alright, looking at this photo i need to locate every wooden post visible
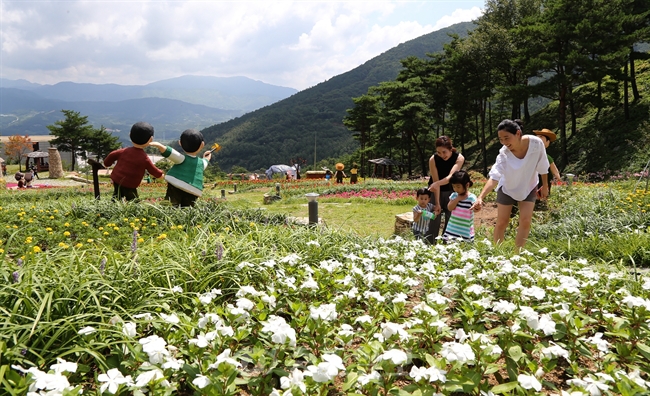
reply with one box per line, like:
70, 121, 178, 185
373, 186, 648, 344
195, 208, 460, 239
87, 159, 106, 199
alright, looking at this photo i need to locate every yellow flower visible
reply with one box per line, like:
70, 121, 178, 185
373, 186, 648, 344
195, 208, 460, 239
13, 225, 18, 229
46, 227, 52, 232
250, 222, 255, 227
64, 222, 70, 227
87, 239, 94, 243
137, 238, 144, 243
49, 216, 55, 220
58, 242, 68, 248
98, 227, 104, 231
0, 248, 4, 254
75, 243, 83, 248
113, 227, 120, 231
63, 231, 71, 237
103, 231, 109, 236
170, 225, 177, 230
177, 225, 184, 230
28, 219, 33, 224
33, 246, 41, 253
157, 234, 167, 240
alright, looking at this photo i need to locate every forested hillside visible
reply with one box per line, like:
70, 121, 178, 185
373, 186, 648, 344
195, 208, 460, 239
202, 22, 475, 172
341, 0, 650, 178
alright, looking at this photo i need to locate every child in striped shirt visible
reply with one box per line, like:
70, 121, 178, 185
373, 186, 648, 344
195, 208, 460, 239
443, 170, 476, 243
412, 188, 435, 240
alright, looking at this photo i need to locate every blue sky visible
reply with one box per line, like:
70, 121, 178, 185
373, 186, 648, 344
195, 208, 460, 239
0, 0, 484, 90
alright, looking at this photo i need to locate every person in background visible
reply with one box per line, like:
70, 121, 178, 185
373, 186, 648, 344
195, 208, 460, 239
442, 170, 477, 243
533, 128, 562, 194
471, 119, 550, 251
31, 163, 39, 179
104, 122, 164, 201
412, 188, 435, 240
427, 136, 465, 243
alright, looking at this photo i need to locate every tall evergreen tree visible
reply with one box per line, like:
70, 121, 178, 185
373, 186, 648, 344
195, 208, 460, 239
47, 110, 94, 171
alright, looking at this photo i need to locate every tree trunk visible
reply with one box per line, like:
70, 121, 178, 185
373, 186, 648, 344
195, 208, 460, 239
630, 49, 641, 101
624, 60, 629, 120
559, 81, 568, 168
481, 98, 488, 176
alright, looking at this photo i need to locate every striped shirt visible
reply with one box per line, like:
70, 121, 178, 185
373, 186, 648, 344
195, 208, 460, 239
412, 203, 435, 234
443, 192, 476, 242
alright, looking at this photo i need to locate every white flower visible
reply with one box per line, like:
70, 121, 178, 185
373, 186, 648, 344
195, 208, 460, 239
236, 297, 255, 311
171, 285, 183, 293
306, 240, 320, 247
261, 315, 297, 347
518, 373, 542, 391
392, 292, 408, 303
133, 312, 153, 320
159, 313, 180, 324
98, 368, 131, 394
492, 300, 517, 314
50, 358, 77, 375
133, 368, 167, 388
338, 324, 355, 337
78, 326, 96, 335
541, 343, 570, 360
305, 354, 345, 383
355, 315, 372, 324
466, 284, 486, 295
192, 374, 211, 389
189, 332, 217, 348
377, 349, 408, 365
409, 366, 430, 382
440, 342, 475, 364
162, 356, 184, 370
301, 277, 319, 290
208, 348, 242, 368
380, 322, 410, 341
586, 333, 610, 353
310, 303, 338, 321
280, 368, 306, 393
139, 335, 169, 364
122, 322, 137, 337
536, 314, 557, 335
357, 370, 381, 385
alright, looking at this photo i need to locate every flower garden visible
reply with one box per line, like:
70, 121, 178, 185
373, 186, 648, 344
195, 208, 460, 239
1, 178, 650, 395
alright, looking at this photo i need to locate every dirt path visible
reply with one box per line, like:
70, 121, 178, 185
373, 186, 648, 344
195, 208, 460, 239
474, 201, 498, 229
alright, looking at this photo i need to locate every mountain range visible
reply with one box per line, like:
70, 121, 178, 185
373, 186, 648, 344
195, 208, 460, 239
0, 76, 298, 142
202, 21, 475, 172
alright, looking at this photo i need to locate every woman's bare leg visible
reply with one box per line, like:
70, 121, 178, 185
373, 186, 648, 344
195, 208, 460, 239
494, 203, 513, 244
515, 201, 535, 249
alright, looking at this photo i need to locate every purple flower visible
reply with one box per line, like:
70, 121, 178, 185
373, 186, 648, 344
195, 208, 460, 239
215, 244, 224, 260
100, 258, 107, 275
16, 258, 23, 267
131, 230, 138, 254
12, 271, 19, 283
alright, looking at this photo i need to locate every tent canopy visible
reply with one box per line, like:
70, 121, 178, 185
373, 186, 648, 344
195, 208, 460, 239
23, 151, 49, 158
265, 164, 296, 180
368, 157, 402, 166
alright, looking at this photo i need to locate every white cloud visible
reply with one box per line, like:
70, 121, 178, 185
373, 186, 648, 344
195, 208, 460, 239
0, 1, 484, 90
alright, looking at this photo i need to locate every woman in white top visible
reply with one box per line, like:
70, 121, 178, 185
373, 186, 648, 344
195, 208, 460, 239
471, 119, 550, 250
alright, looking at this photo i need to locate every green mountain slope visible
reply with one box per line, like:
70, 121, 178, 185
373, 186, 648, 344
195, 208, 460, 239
204, 22, 475, 172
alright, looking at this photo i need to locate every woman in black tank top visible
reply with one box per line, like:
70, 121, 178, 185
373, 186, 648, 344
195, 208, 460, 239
427, 136, 465, 243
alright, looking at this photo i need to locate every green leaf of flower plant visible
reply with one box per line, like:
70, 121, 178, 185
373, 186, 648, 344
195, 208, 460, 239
342, 372, 359, 391
491, 381, 519, 394
508, 345, 523, 362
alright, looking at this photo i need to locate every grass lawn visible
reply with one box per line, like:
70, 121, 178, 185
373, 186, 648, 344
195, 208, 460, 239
205, 187, 415, 239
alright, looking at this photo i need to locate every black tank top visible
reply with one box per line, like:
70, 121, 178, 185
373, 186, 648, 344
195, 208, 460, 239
428, 152, 459, 192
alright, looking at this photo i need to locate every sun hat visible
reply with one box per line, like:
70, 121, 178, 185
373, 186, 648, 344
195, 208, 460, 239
335, 163, 345, 170
533, 128, 556, 142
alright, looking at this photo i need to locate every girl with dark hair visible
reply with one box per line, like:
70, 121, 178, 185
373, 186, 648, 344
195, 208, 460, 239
471, 119, 550, 251
442, 170, 476, 243
426, 136, 465, 243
